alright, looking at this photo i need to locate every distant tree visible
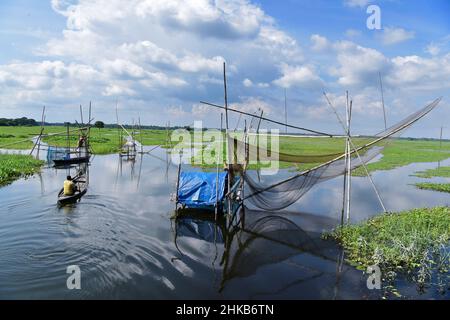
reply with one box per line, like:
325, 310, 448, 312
94, 121, 105, 130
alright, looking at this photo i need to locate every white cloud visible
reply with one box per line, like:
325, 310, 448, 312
230, 97, 273, 116
381, 27, 415, 45
273, 64, 323, 88
243, 78, 253, 87
344, 0, 371, 8
310, 34, 329, 52
330, 41, 389, 86
426, 43, 441, 56
345, 29, 361, 38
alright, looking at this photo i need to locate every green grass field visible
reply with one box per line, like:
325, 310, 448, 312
0, 126, 171, 154
0, 154, 43, 187
2, 126, 450, 174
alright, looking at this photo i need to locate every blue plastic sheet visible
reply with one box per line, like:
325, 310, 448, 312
177, 172, 227, 209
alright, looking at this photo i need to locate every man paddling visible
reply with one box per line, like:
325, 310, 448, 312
63, 175, 77, 196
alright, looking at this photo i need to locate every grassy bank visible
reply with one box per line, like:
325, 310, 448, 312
415, 183, 450, 193
324, 207, 450, 295
0, 154, 44, 186
352, 139, 450, 176
0, 126, 171, 155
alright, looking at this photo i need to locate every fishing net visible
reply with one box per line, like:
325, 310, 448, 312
234, 98, 441, 211
46, 146, 70, 162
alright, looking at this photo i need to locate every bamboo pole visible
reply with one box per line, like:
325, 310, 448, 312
438, 126, 443, 168
139, 117, 143, 153
345, 98, 352, 223
379, 72, 387, 130
37, 106, 45, 159
215, 113, 223, 221
324, 92, 387, 214
200, 101, 334, 137
223, 62, 232, 222
284, 89, 288, 134
175, 151, 182, 212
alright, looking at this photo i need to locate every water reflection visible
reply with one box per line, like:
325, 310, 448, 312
0, 147, 448, 299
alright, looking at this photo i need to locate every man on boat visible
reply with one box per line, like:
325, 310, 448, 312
64, 175, 77, 196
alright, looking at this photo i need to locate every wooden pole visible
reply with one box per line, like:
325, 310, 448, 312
37, 106, 45, 158
324, 92, 387, 215
256, 109, 264, 182
200, 101, 333, 136
341, 93, 349, 225
223, 62, 232, 222
139, 117, 143, 153
67, 123, 70, 150
439, 126, 443, 168
223, 62, 229, 131
284, 88, 288, 134
346, 99, 352, 223
79, 104, 84, 126
175, 151, 182, 212
215, 113, 223, 221
379, 72, 387, 130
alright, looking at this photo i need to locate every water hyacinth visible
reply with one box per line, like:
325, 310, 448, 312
0, 154, 43, 186
324, 207, 450, 294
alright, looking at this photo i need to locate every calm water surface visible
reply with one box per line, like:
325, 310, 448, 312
0, 148, 448, 299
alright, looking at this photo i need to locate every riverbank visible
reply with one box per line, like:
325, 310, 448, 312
324, 206, 450, 296
0, 154, 44, 187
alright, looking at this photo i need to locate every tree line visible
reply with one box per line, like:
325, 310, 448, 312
0, 117, 38, 126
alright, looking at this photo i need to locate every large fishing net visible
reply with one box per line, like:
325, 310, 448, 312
229, 98, 441, 211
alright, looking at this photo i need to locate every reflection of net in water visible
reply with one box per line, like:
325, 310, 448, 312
224, 215, 317, 280
238, 98, 441, 211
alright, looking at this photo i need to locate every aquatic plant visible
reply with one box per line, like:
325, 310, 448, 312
415, 183, 450, 193
414, 166, 450, 178
0, 154, 43, 187
324, 207, 450, 296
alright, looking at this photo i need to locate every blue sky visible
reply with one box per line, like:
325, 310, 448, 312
0, 0, 449, 137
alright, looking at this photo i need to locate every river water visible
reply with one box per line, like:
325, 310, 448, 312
0, 147, 448, 299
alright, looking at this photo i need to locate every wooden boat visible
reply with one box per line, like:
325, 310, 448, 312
57, 177, 87, 206
53, 155, 90, 166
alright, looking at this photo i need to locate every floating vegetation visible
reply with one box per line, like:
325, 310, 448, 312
414, 166, 450, 178
0, 154, 44, 187
324, 207, 450, 297
415, 183, 450, 194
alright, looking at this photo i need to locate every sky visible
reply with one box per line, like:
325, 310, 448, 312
0, 0, 449, 137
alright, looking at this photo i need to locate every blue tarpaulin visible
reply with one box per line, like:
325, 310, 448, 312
177, 172, 227, 209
